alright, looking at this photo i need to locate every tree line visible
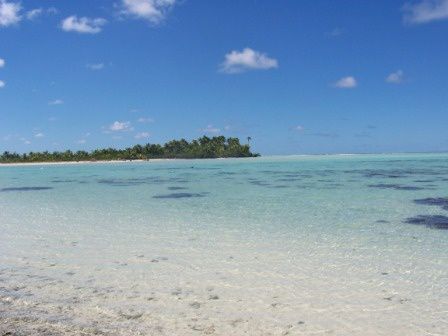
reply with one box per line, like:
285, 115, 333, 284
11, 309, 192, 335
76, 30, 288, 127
0, 136, 259, 163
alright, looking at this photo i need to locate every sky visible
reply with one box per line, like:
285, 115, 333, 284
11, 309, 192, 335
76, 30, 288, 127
1, 0, 448, 155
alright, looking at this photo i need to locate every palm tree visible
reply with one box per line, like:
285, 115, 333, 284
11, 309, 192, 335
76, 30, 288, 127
0, 136, 259, 163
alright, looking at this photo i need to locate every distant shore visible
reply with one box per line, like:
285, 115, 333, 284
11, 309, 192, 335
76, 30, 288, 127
0, 157, 249, 167
0, 159, 168, 167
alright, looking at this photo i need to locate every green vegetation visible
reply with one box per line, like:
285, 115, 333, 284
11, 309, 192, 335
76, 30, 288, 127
0, 136, 259, 163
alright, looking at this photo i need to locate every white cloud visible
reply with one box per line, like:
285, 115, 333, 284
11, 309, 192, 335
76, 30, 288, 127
0, 58, 5, 67
0, 80, 5, 88
34, 132, 44, 138
120, 0, 176, 24
202, 125, 220, 134
109, 121, 133, 132
26, 8, 42, 20
61, 16, 107, 34
403, 0, 448, 24
135, 131, 150, 139
86, 63, 104, 70
27, 7, 57, 20
220, 48, 278, 74
48, 99, 63, 105
334, 76, 357, 89
386, 70, 404, 84
0, 0, 22, 27
137, 117, 154, 123
294, 125, 305, 132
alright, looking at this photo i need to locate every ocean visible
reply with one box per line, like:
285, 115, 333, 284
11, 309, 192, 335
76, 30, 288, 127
1, 154, 447, 335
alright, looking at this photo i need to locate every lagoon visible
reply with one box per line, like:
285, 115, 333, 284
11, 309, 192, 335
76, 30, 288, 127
1, 154, 448, 335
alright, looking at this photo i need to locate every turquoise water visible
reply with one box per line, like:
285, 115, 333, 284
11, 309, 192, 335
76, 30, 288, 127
1, 154, 448, 335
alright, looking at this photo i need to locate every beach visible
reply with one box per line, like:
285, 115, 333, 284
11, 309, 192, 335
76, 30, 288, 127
0, 157, 256, 167
0, 159, 155, 167
1, 154, 448, 335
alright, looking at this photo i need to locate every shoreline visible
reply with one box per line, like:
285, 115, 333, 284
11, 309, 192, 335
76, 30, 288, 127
0, 159, 152, 167
0, 157, 256, 167
1, 152, 448, 167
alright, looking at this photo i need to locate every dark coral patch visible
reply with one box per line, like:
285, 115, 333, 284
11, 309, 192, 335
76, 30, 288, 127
153, 192, 207, 199
404, 215, 448, 230
97, 178, 146, 186
97, 176, 190, 186
217, 172, 237, 176
368, 184, 424, 191
276, 176, 306, 182
0, 187, 53, 192
248, 179, 271, 186
414, 197, 448, 210
168, 186, 188, 190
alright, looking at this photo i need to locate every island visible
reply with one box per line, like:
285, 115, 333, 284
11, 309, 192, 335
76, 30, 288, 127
0, 136, 260, 163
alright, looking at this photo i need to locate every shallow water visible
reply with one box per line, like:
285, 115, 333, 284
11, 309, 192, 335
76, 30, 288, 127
1, 154, 448, 335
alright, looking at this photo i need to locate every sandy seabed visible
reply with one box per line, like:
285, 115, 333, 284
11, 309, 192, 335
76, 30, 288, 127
1, 154, 448, 335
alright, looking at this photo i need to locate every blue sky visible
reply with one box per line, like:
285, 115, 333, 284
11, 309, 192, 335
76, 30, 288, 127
1, 0, 448, 155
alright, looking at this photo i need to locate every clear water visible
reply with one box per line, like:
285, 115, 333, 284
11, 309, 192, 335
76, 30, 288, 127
1, 154, 447, 335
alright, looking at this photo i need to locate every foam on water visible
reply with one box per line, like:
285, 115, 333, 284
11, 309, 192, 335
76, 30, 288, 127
1, 154, 448, 335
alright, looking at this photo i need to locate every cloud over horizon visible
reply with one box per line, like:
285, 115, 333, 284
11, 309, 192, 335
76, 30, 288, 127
1, 57, 6, 90
86, 63, 105, 70
26, 8, 42, 20
220, 48, 278, 74
202, 125, 221, 134
403, 0, 448, 24
135, 132, 150, 139
61, 16, 107, 34
386, 70, 404, 84
48, 99, 64, 106
333, 76, 357, 89
120, 0, 176, 24
0, 0, 21, 27
108, 121, 134, 132
137, 117, 154, 123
